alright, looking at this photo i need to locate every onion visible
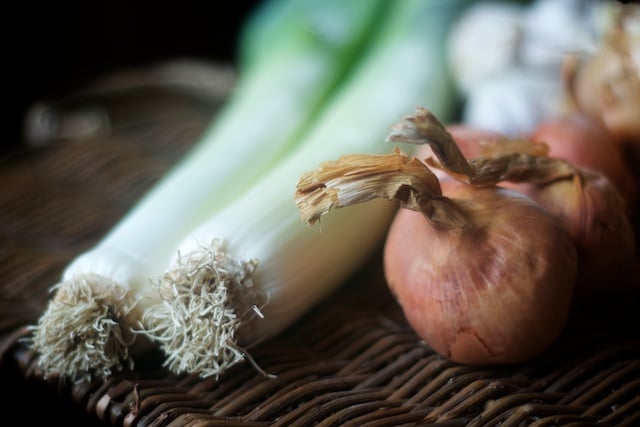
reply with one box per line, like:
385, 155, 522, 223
518, 169, 636, 296
296, 128, 578, 366
529, 113, 638, 216
447, 118, 637, 213
405, 110, 637, 297
383, 179, 577, 365
470, 136, 637, 297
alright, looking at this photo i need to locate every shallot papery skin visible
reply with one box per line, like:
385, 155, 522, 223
530, 114, 638, 217
383, 181, 578, 365
444, 124, 637, 296
525, 171, 636, 296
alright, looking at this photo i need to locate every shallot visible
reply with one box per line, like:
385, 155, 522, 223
407, 108, 636, 296
296, 132, 578, 365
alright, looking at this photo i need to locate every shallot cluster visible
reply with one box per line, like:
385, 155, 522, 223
296, 103, 639, 366
432, 116, 637, 297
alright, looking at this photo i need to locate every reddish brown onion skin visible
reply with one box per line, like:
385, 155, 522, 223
530, 114, 638, 215
449, 123, 637, 296
506, 172, 637, 296
448, 120, 638, 209
446, 125, 505, 157
383, 182, 577, 365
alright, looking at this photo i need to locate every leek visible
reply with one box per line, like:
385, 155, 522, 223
140, 0, 472, 378
26, 0, 388, 381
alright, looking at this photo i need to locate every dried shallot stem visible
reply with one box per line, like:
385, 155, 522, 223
295, 148, 468, 231
386, 107, 476, 182
388, 106, 577, 186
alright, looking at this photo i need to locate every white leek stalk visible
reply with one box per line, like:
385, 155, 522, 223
26, 0, 387, 381
140, 0, 471, 378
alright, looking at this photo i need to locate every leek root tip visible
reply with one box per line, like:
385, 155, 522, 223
141, 239, 262, 378
26, 274, 136, 382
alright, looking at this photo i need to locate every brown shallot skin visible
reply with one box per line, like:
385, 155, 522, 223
529, 116, 640, 291
492, 152, 637, 295
447, 123, 637, 296
383, 181, 578, 366
529, 114, 638, 217
447, 125, 505, 157
448, 119, 638, 211
434, 125, 509, 181
518, 171, 636, 296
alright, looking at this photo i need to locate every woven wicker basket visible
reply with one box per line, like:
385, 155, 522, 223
1, 63, 639, 427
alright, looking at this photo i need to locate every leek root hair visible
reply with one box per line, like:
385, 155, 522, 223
27, 274, 139, 380
142, 239, 263, 377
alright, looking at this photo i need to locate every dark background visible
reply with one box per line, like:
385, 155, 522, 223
4, 1, 262, 153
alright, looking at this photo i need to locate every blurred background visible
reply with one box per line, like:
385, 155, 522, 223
5, 1, 262, 153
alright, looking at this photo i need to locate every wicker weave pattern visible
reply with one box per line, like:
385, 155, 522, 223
1, 72, 639, 426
